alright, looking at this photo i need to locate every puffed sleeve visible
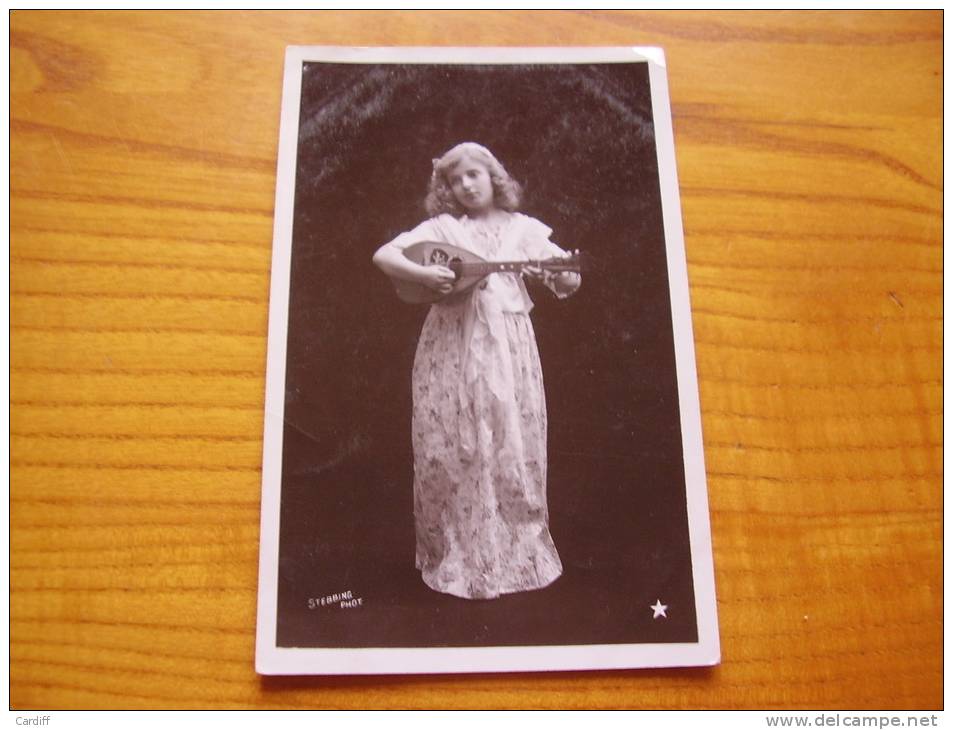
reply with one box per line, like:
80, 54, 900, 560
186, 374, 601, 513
517, 215, 565, 259
386, 218, 440, 251
517, 214, 580, 299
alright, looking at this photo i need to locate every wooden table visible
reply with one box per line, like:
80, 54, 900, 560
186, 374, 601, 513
11, 10, 942, 710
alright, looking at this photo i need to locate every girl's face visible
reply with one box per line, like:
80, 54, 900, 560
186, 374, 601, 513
447, 155, 495, 214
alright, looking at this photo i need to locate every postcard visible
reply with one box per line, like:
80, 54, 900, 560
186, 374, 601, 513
256, 45, 719, 675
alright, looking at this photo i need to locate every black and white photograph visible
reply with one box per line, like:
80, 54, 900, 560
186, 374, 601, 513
256, 46, 719, 675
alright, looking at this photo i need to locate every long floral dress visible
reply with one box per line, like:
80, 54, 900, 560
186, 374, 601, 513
388, 211, 570, 599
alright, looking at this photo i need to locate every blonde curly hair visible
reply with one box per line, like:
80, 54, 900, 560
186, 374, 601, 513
424, 142, 523, 217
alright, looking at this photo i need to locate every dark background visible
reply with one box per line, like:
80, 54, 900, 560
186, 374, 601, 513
276, 62, 697, 648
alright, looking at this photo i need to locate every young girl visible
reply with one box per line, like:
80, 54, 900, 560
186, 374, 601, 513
372, 142, 581, 600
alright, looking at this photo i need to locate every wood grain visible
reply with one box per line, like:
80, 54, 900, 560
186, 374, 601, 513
10, 10, 941, 709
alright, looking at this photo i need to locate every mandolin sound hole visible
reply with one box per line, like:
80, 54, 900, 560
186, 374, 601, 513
428, 248, 450, 266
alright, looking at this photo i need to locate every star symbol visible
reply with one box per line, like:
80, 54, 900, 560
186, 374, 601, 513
651, 599, 668, 619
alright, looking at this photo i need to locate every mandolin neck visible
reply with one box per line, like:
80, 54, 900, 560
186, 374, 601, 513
451, 259, 578, 276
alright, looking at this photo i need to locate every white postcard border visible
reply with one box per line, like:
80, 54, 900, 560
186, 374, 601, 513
256, 45, 719, 675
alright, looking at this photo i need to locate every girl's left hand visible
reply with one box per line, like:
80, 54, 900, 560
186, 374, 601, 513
521, 264, 550, 284
522, 264, 581, 296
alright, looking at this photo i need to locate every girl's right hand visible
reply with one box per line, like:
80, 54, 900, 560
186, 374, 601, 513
418, 265, 457, 295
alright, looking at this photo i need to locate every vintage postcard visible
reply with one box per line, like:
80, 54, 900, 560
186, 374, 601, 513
256, 46, 719, 675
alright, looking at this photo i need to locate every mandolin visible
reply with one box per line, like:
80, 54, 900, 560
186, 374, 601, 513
391, 241, 586, 304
